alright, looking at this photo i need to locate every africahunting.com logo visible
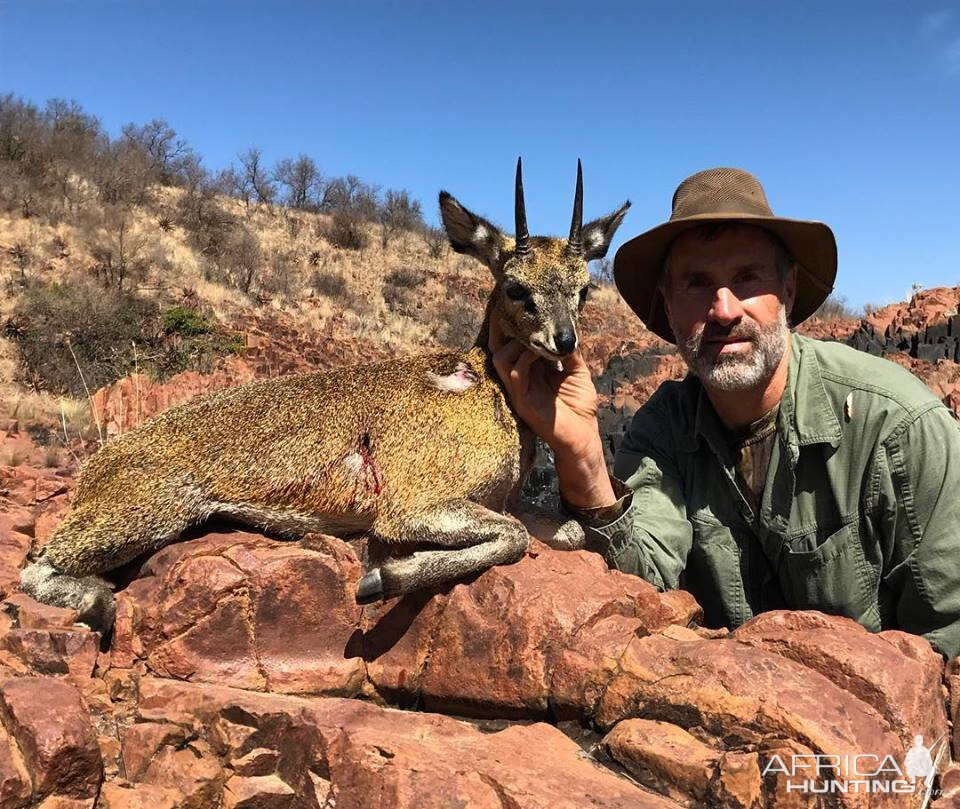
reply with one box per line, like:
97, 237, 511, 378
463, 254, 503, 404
763, 733, 948, 796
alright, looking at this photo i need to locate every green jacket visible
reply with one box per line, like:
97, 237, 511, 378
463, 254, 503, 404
585, 333, 960, 658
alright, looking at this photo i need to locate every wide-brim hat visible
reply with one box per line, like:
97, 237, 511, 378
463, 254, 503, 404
613, 167, 837, 343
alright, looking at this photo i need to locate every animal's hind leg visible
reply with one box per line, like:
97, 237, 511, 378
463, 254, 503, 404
20, 557, 117, 633
20, 479, 204, 633
356, 500, 529, 603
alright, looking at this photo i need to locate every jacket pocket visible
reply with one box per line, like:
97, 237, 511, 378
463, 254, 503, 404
778, 521, 875, 619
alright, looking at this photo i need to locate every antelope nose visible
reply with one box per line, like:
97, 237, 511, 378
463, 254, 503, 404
554, 328, 577, 355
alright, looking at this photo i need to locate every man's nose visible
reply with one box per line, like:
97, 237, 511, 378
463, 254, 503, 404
708, 287, 744, 326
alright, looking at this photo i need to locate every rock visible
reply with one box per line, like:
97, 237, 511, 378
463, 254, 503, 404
98, 782, 182, 809
120, 721, 189, 781
0, 724, 32, 808
732, 610, 948, 744
135, 677, 680, 808
940, 762, 960, 796
603, 718, 718, 804
33, 798, 95, 809
3, 593, 77, 629
0, 676, 102, 800
367, 538, 699, 719
229, 747, 279, 776
139, 741, 224, 809
222, 774, 295, 809
596, 631, 916, 807
114, 531, 366, 696
0, 626, 98, 681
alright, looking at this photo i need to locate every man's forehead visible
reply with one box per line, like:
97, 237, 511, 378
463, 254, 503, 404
667, 225, 780, 275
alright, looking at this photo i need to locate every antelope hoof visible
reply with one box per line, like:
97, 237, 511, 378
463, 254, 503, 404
356, 568, 384, 604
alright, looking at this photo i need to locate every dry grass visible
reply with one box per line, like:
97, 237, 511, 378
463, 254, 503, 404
0, 184, 497, 404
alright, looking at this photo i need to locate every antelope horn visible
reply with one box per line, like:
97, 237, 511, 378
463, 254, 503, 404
566, 159, 584, 257
515, 156, 530, 257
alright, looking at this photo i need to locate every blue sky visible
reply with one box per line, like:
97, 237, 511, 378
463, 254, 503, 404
1, 1, 958, 308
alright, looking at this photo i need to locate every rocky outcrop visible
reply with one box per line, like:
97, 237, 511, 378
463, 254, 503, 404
0, 450, 955, 807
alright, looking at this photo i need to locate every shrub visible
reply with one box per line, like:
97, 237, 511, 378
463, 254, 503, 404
311, 270, 348, 299
384, 267, 423, 289
5, 280, 159, 396
321, 210, 368, 251
162, 306, 214, 337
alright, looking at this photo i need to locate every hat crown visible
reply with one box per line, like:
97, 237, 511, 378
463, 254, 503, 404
670, 167, 773, 220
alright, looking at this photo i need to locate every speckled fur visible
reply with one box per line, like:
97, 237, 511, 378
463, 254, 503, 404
22, 172, 629, 628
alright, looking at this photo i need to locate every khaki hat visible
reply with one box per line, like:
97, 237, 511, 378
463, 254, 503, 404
613, 167, 837, 343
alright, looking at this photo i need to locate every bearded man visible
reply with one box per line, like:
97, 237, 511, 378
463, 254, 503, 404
492, 167, 960, 659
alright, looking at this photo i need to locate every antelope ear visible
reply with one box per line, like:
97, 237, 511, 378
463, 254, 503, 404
439, 191, 508, 272
581, 201, 631, 261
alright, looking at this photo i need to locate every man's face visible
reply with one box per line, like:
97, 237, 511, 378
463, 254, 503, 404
662, 225, 796, 392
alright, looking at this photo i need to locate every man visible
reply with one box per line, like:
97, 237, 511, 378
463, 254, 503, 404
491, 167, 960, 658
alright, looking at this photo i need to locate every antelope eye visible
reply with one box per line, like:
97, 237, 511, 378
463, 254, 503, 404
504, 281, 530, 301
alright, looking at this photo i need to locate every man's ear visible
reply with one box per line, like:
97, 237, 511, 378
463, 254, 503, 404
581, 201, 631, 261
439, 191, 508, 272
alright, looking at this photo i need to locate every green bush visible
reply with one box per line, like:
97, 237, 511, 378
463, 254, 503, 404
162, 306, 214, 337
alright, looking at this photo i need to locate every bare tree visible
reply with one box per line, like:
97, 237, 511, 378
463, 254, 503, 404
237, 147, 276, 206
88, 206, 150, 292
319, 174, 379, 219
121, 119, 193, 185
379, 188, 423, 248
274, 154, 322, 210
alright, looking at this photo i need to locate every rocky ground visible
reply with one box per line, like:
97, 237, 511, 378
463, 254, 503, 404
1, 288, 960, 807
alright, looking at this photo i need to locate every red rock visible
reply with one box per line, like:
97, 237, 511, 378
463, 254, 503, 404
115, 531, 365, 695
733, 610, 948, 745
135, 677, 680, 808
3, 593, 77, 629
597, 633, 912, 807
0, 510, 35, 538
939, 762, 960, 795
0, 516, 32, 599
371, 539, 699, 719
120, 721, 188, 781
0, 724, 31, 808
33, 797, 95, 809
222, 774, 295, 809
229, 747, 279, 776
98, 782, 182, 809
0, 627, 98, 681
34, 498, 71, 546
714, 752, 762, 809
140, 741, 224, 809
603, 718, 718, 804
0, 676, 102, 800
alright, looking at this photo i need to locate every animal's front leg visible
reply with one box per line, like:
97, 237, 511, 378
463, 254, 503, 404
357, 501, 529, 603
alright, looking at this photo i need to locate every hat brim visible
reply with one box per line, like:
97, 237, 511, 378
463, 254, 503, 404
613, 213, 837, 343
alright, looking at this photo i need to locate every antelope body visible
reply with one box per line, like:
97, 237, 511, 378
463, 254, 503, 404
21, 160, 629, 632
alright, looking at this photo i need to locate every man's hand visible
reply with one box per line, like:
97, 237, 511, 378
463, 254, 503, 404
488, 317, 617, 509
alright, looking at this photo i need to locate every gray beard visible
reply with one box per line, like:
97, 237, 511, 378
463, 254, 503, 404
677, 305, 789, 392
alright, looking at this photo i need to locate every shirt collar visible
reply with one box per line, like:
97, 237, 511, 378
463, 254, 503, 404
786, 334, 843, 448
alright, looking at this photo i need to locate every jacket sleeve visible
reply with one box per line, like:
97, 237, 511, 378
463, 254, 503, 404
570, 403, 693, 591
878, 404, 960, 659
